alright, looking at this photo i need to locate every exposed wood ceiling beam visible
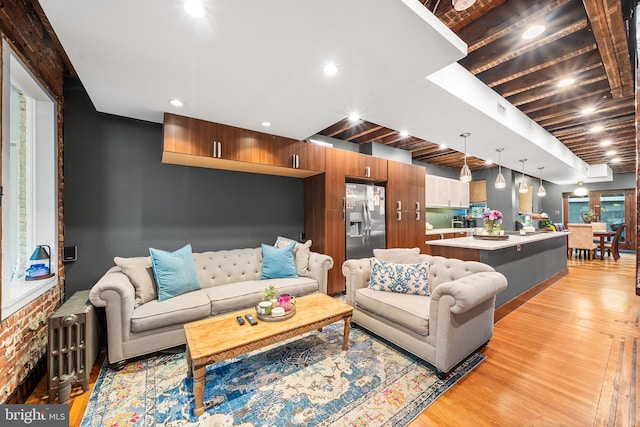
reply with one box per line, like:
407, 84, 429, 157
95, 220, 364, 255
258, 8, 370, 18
581, 0, 634, 97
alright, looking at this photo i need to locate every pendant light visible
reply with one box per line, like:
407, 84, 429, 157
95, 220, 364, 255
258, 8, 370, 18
574, 180, 588, 196
495, 148, 505, 188
459, 132, 472, 182
537, 167, 546, 197
518, 159, 528, 193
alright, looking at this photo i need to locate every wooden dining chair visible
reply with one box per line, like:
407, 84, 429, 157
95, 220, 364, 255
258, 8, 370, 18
602, 224, 625, 261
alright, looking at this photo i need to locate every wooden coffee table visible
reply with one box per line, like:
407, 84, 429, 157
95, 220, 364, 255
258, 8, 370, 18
183, 292, 353, 416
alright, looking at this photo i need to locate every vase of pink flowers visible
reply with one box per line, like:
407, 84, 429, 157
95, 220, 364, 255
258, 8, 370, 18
482, 209, 503, 235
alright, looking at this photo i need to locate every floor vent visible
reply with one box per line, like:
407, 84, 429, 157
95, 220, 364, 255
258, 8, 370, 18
47, 290, 98, 403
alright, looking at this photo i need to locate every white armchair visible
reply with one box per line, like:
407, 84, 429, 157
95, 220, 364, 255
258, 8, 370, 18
342, 249, 508, 375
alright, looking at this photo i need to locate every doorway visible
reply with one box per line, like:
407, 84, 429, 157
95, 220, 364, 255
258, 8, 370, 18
563, 189, 635, 251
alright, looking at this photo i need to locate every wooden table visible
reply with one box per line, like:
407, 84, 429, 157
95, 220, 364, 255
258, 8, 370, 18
593, 230, 615, 260
183, 293, 353, 416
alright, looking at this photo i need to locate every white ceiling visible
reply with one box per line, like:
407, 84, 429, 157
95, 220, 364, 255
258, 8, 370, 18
40, 0, 606, 185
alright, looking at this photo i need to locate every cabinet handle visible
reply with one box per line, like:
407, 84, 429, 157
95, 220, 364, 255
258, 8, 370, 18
397, 211, 402, 221
217, 142, 222, 158
212, 141, 217, 157
365, 166, 371, 178
295, 154, 300, 168
292, 154, 296, 168
396, 201, 402, 211
416, 202, 420, 211
416, 211, 420, 221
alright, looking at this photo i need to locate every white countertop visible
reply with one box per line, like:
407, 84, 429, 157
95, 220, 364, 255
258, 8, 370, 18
425, 231, 569, 250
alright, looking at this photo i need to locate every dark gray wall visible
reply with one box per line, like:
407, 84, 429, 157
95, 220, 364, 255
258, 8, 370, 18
63, 77, 304, 296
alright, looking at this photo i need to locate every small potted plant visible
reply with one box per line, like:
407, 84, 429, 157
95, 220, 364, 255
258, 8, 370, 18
581, 210, 596, 223
263, 284, 276, 301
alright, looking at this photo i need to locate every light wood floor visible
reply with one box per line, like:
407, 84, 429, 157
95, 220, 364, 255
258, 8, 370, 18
414, 252, 639, 426
28, 253, 639, 426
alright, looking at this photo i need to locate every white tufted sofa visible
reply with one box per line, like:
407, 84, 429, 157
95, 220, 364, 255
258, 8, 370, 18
90, 247, 333, 366
342, 250, 507, 374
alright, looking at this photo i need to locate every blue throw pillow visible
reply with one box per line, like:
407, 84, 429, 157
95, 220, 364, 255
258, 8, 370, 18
368, 258, 430, 296
260, 242, 298, 279
149, 244, 201, 301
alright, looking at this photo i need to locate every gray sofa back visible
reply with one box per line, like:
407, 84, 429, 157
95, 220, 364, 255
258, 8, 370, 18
193, 248, 262, 288
421, 255, 496, 290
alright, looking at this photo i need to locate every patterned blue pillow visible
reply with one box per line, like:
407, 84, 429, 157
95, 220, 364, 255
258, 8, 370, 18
368, 258, 430, 296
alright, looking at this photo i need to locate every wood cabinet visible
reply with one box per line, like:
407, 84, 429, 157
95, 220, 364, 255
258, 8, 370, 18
386, 161, 426, 251
424, 230, 469, 254
305, 148, 391, 295
425, 175, 469, 208
258, 136, 325, 172
162, 113, 324, 178
340, 149, 388, 181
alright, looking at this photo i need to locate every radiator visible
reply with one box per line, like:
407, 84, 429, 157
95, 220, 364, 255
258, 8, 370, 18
47, 290, 99, 403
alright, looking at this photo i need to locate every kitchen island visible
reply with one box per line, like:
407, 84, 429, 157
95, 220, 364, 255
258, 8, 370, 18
426, 231, 569, 314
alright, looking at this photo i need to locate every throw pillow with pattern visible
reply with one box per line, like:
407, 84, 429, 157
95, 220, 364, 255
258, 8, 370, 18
368, 258, 430, 296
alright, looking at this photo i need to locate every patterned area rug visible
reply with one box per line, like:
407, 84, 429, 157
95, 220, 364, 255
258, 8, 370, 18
81, 324, 484, 426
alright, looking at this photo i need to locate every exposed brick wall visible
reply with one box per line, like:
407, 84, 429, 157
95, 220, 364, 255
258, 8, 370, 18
0, 285, 61, 400
0, 0, 67, 401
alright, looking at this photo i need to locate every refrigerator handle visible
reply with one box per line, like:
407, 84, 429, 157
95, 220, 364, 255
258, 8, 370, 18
342, 197, 346, 221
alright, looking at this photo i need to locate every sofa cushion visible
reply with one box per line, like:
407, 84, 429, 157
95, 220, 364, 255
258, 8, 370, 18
114, 256, 157, 306
275, 237, 312, 277
150, 244, 201, 301
203, 277, 318, 315
260, 243, 298, 279
130, 289, 211, 333
373, 248, 421, 264
425, 256, 495, 293
369, 258, 430, 296
355, 288, 429, 336
194, 248, 262, 288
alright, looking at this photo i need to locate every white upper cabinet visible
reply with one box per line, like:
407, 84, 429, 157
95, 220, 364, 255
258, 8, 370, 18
425, 175, 470, 208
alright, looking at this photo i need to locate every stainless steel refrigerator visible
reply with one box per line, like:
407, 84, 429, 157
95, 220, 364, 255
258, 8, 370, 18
345, 183, 386, 259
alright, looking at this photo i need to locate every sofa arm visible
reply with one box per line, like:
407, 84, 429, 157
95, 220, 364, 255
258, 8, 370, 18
309, 252, 334, 294
342, 258, 372, 306
89, 267, 137, 364
430, 271, 507, 314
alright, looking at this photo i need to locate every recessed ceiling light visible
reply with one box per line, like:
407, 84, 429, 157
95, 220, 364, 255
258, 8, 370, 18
348, 113, 360, 122
184, 0, 205, 17
169, 98, 184, 107
590, 125, 604, 133
557, 78, 575, 88
600, 139, 612, 146
611, 157, 621, 163
522, 25, 545, 40
485, 159, 493, 165
452, 0, 476, 11
323, 63, 338, 76
605, 150, 617, 156
581, 106, 596, 115
261, 121, 271, 127
399, 130, 409, 138
439, 143, 447, 149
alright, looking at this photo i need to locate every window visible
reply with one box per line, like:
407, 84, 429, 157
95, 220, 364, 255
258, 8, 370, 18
1, 42, 58, 320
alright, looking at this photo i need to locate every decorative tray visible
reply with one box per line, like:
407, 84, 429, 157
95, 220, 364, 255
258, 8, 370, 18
256, 307, 296, 322
473, 235, 509, 241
